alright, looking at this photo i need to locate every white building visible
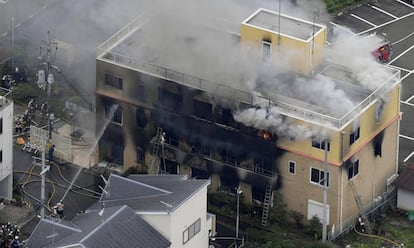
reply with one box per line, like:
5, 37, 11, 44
87, 174, 214, 248
0, 94, 13, 200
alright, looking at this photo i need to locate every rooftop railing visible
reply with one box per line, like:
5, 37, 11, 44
97, 12, 401, 130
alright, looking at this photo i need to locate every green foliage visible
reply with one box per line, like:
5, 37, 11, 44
307, 215, 322, 239
289, 210, 304, 228
268, 191, 288, 225
11, 83, 45, 105
323, 0, 363, 13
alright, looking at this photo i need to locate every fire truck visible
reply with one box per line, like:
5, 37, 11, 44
371, 36, 393, 63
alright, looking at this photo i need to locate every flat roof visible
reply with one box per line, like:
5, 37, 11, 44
243, 8, 324, 41
97, 10, 400, 130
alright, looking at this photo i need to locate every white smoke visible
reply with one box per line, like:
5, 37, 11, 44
326, 28, 394, 91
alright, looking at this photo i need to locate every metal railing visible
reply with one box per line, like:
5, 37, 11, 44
97, 10, 401, 130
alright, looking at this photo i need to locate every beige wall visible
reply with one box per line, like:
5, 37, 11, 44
278, 119, 398, 227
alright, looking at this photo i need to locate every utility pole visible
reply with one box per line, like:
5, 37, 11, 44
39, 31, 59, 144
322, 139, 328, 242
11, 16, 14, 67
32, 139, 50, 219
235, 185, 242, 248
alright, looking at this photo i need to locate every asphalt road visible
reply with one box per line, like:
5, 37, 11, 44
331, 0, 414, 166
13, 145, 102, 240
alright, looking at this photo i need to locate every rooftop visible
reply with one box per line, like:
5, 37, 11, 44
97, 10, 400, 130
25, 205, 171, 248
87, 174, 210, 213
243, 8, 324, 41
394, 165, 414, 191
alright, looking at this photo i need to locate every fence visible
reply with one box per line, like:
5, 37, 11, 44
29, 125, 72, 162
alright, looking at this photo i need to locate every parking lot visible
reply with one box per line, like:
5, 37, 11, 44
331, 0, 414, 165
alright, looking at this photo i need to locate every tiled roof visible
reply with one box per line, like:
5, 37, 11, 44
88, 174, 210, 213
25, 205, 170, 248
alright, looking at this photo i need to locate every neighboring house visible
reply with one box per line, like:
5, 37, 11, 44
0, 93, 13, 200
95, 6, 400, 238
86, 174, 213, 248
24, 205, 171, 248
394, 165, 414, 211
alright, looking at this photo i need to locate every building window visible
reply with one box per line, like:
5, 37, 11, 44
183, 218, 201, 244
137, 83, 146, 102
135, 107, 147, 128
193, 99, 213, 121
348, 160, 359, 180
262, 40, 271, 62
310, 168, 329, 187
312, 140, 330, 151
0, 150, 3, 163
349, 127, 360, 145
289, 161, 296, 174
104, 73, 123, 89
159, 88, 182, 111
0, 118, 2, 134
104, 102, 123, 125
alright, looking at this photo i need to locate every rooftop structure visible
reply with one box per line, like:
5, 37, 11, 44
243, 8, 323, 41
97, 10, 400, 131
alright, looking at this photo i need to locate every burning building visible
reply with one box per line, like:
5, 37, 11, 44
95, 7, 400, 238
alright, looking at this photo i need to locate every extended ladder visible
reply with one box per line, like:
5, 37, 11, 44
349, 180, 372, 234
261, 184, 272, 226
148, 127, 163, 174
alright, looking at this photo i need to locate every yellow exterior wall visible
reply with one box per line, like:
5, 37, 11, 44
277, 83, 400, 167
240, 23, 326, 75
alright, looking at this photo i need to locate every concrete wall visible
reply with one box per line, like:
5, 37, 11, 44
397, 188, 414, 211
140, 185, 209, 248
240, 14, 326, 75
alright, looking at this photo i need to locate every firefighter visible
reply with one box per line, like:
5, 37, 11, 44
48, 144, 55, 163
10, 236, 20, 248
54, 201, 64, 219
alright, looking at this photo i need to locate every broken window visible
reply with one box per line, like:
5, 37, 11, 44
159, 88, 182, 111
191, 140, 211, 156
262, 40, 272, 62
104, 100, 122, 125
136, 146, 145, 163
348, 160, 359, 180
254, 156, 273, 176
162, 128, 179, 146
135, 107, 147, 128
310, 167, 329, 187
220, 108, 239, 129
193, 99, 213, 121
373, 132, 384, 157
104, 73, 123, 89
312, 139, 330, 151
349, 127, 360, 145
163, 160, 178, 174
137, 83, 146, 102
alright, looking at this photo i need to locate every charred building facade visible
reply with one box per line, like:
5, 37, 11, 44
95, 8, 401, 237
